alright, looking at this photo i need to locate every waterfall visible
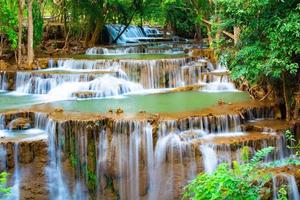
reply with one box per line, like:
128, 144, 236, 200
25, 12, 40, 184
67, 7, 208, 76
149, 133, 186, 200
0, 72, 8, 91
85, 46, 184, 55
6, 143, 20, 200
86, 46, 144, 55
96, 130, 108, 200
0, 144, 6, 172
200, 144, 218, 174
13, 57, 241, 95
15, 71, 143, 98
105, 24, 162, 44
0, 114, 5, 130
272, 174, 300, 200
109, 120, 149, 200
162, 114, 242, 134
45, 120, 72, 200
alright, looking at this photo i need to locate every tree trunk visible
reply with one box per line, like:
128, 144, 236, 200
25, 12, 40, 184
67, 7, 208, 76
27, 0, 34, 66
62, 0, 67, 37
233, 26, 240, 46
195, 24, 201, 42
206, 26, 213, 47
0, 36, 3, 56
18, 0, 24, 65
88, 21, 103, 47
282, 72, 291, 121
293, 92, 300, 120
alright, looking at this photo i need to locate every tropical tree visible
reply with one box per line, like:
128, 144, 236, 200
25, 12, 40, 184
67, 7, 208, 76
27, 0, 34, 66
212, 0, 300, 120
0, 0, 18, 56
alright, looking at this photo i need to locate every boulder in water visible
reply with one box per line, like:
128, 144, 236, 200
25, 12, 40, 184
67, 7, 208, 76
54, 107, 64, 112
108, 109, 113, 114
116, 108, 124, 114
218, 99, 225, 105
8, 117, 31, 130
73, 91, 96, 98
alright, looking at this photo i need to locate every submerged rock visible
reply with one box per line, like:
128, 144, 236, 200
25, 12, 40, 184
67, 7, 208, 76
54, 107, 64, 112
116, 108, 124, 114
8, 117, 31, 130
73, 91, 96, 98
108, 109, 113, 114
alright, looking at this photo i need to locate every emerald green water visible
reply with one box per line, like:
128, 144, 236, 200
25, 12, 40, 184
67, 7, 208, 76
0, 91, 250, 114
51, 91, 250, 114
0, 92, 48, 111
72, 53, 187, 60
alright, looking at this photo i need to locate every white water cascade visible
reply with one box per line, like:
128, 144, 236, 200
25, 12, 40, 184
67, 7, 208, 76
15, 72, 143, 98
86, 46, 144, 55
105, 24, 163, 44
85, 46, 184, 55
10, 55, 240, 97
46, 120, 71, 200
0, 72, 8, 91
6, 143, 20, 200
200, 144, 218, 174
272, 174, 300, 200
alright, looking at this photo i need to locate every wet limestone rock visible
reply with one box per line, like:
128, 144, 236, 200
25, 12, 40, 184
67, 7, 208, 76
218, 99, 225, 105
8, 117, 31, 130
73, 91, 96, 98
54, 107, 64, 112
116, 108, 124, 115
0, 60, 8, 69
108, 109, 113, 114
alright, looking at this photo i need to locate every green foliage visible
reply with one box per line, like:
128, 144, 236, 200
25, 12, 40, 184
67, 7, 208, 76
163, 0, 197, 37
32, 0, 43, 47
285, 129, 300, 156
249, 146, 274, 166
184, 147, 274, 200
214, 0, 300, 85
87, 169, 97, 189
241, 146, 250, 162
184, 163, 260, 200
0, 0, 18, 49
0, 172, 11, 198
263, 157, 300, 168
278, 186, 288, 200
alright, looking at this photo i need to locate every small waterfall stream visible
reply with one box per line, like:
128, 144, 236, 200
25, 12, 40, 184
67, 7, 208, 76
105, 24, 162, 43
0, 72, 8, 91
45, 120, 72, 200
272, 174, 300, 200
7, 143, 20, 200
12, 57, 238, 97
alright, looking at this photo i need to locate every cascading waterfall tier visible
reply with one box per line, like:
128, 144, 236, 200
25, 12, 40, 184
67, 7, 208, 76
3, 55, 239, 97
45, 57, 236, 90
0, 104, 297, 200
15, 71, 143, 98
85, 46, 184, 55
105, 24, 163, 44
86, 46, 145, 55
4, 106, 285, 199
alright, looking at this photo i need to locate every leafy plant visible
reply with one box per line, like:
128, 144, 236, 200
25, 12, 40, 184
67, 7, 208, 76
32, 0, 43, 47
278, 186, 288, 200
0, 172, 11, 198
183, 147, 274, 200
285, 129, 300, 156
0, 0, 18, 49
